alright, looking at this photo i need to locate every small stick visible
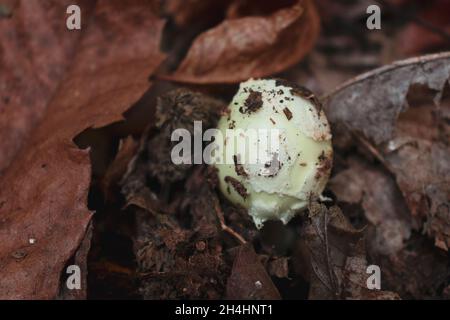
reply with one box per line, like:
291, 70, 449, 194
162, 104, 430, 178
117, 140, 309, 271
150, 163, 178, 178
213, 198, 247, 245
350, 128, 396, 174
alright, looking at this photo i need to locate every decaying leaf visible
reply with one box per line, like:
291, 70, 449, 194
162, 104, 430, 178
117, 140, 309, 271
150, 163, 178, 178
226, 243, 281, 299
381, 101, 450, 250
324, 52, 450, 145
329, 158, 413, 255
342, 243, 400, 300
324, 52, 450, 144
162, 0, 320, 84
324, 52, 450, 250
1, 0, 448, 301
300, 202, 399, 299
0, 0, 165, 299
0, 0, 95, 173
328, 148, 449, 298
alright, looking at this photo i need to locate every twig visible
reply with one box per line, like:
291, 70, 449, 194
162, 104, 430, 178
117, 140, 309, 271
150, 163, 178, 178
348, 125, 396, 174
213, 198, 247, 245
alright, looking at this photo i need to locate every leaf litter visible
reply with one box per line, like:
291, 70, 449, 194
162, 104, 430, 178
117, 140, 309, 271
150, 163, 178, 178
0, 0, 165, 299
0, 0, 449, 300
161, 0, 320, 84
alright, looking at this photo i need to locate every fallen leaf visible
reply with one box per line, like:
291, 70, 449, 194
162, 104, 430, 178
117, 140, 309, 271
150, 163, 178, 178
300, 202, 399, 299
382, 104, 450, 250
161, 0, 320, 84
342, 241, 400, 300
0, 0, 165, 299
329, 158, 412, 255
226, 243, 281, 299
0, 0, 95, 173
324, 52, 450, 250
323, 52, 450, 145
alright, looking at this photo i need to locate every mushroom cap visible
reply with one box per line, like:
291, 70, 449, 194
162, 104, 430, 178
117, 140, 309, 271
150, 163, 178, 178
214, 78, 333, 228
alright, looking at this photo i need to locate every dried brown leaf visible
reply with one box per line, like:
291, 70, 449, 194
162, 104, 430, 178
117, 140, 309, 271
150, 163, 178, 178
0, 0, 95, 173
161, 0, 320, 84
329, 158, 412, 255
342, 243, 400, 300
324, 52, 450, 144
226, 243, 281, 299
0, 0, 165, 299
382, 108, 450, 250
301, 203, 399, 300
324, 52, 450, 250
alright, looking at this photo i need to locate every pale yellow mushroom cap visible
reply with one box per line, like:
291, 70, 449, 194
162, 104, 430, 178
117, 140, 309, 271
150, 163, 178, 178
214, 79, 333, 228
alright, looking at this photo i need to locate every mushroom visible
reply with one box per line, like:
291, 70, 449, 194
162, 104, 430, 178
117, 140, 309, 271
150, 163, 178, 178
213, 78, 333, 228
